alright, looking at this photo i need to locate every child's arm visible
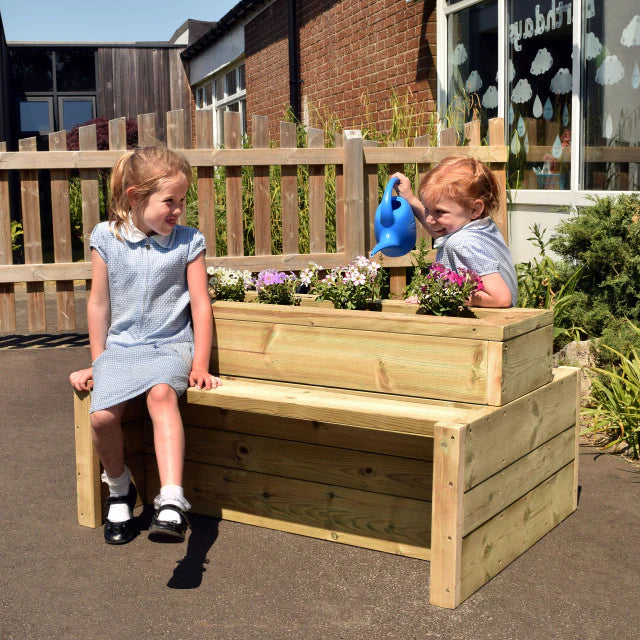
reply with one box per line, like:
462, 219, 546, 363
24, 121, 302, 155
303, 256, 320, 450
469, 272, 512, 308
390, 172, 437, 237
187, 252, 222, 390
69, 249, 110, 391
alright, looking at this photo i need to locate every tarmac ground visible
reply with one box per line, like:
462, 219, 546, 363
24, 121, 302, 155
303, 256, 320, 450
1, 286, 639, 639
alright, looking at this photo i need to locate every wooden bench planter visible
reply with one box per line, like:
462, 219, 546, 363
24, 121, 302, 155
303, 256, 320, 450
74, 302, 579, 608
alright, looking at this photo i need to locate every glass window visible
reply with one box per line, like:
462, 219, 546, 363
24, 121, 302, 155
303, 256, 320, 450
238, 64, 246, 90
446, 1, 498, 135
10, 49, 53, 92
215, 77, 224, 101
507, 0, 573, 189
205, 83, 213, 106
581, 1, 640, 190
226, 70, 237, 96
196, 88, 203, 109
59, 97, 95, 131
19, 99, 53, 134
55, 49, 96, 92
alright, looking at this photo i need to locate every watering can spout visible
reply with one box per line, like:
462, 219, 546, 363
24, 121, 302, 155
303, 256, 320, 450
369, 241, 388, 257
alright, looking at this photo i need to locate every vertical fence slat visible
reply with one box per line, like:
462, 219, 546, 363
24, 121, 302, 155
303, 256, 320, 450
137, 112, 157, 147
19, 137, 46, 332
49, 130, 75, 331
488, 117, 508, 244
387, 141, 407, 297
343, 130, 365, 261
252, 115, 271, 256
224, 111, 243, 256
413, 134, 432, 251
333, 132, 345, 254
280, 121, 299, 254
196, 111, 216, 257
109, 117, 127, 151
167, 110, 188, 225
363, 139, 379, 255
307, 127, 325, 254
440, 126, 458, 147
0, 141, 16, 332
464, 119, 481, 146
79, 124, 100, 295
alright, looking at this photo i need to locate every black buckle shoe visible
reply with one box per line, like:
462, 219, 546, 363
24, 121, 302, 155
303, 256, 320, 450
104, 482, 138, 545
148, 504, 189, 543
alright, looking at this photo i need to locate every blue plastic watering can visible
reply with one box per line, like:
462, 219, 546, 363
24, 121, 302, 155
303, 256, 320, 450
370, 177, 416, 257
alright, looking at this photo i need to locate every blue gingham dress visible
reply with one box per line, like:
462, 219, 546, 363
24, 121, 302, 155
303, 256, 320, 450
433, 218, 518, 307
89, 221, 206, 413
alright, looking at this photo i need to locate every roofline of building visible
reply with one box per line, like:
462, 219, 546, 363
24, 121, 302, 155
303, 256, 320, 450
7, 41, 185, 48
181, 0, 269, 61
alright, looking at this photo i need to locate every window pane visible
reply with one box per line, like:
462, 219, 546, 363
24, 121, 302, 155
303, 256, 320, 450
205, 83, 213, 106
226, 70, 237, 95
196, 88, 203, 109
228, 102, 239, 112
56, 49, 96, 92
581, 2, 640, 190
507, 0, 572, 189
447, 1, 498, 136
10, 49, 53, 92
61, 99, 94, 130
238, 64, 246, 90
216, 108, 225, 146
19, 100, 52, 134
215, 77, 224, 100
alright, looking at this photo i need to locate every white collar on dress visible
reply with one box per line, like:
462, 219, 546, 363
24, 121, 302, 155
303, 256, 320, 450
114, 220, 174, 248
433, 217, 492, 249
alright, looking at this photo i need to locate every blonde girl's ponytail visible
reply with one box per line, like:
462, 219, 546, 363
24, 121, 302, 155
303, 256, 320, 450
109, 150, 136, 239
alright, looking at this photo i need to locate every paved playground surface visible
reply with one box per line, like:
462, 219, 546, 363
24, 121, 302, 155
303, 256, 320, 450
1, 290, 639, 639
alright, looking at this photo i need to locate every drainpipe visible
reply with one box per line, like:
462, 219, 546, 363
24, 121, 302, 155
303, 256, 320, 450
287, 0, 302, 122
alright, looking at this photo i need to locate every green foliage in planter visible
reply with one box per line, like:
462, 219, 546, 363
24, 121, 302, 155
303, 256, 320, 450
582, 321, 640, 460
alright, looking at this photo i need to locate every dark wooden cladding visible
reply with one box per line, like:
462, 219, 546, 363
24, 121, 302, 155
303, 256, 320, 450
0, 15, 10, 144
97, 47, 191, 146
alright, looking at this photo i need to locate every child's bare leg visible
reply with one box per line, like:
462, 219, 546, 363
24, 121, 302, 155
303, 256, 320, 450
90, 403, 127, 478
146, 383, 184, 486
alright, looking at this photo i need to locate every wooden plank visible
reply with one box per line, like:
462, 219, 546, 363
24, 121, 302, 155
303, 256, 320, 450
79, 124, 100, 266
363, 146, 508, 164
463, 426, 576, 536
166, 109, 185, 149
208, 319, 492, 403
363, 140, 378, 254
334, 132, 345, 253
459, 462, 576, 603
205, 252, 347, 272
439, 127, 458, 147
488, 118, 508, 244
49, 130, 76, 331
387, 141, 407, 297
180, 401, 435, 461
225, 111, 243, 256
252, 115, 271, 255
0, 262, 91, 283
137, 112, 157, 147
430, 422, 466, 608
280, 121, 299, 254
74, 391, 102, 527
188, 378, 473, 436
176, 425, 433, 500
413, 134, 432, 251
195, 110, 216, 256
147, 458, 432, 549
0, 141, 16, 332
343, 130, 365, 261
464, 119, 481, 146
464, 368, 578, 490
19, 137, 45, 332
560, 365, 581, 511
108, 117, 127, 151
307, 127, 326, 253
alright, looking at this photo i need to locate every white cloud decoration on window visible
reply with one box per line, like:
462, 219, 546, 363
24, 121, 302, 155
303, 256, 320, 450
595, 56, 625, 85
465, 70, 482, 92
584, 32, 603, 60
620, 15, 640, 47
550, 68, 572, 94
482, 85, 498, 109
451, 44, 468, 66
511, 78, 533, 103
530, 48, 553, 75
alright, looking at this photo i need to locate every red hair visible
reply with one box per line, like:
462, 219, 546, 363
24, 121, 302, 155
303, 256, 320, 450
419, 156, 499, 218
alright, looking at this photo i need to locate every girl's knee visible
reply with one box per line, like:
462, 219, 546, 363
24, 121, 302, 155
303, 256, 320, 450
147, 384, 178, 407
90, 408, 120, 431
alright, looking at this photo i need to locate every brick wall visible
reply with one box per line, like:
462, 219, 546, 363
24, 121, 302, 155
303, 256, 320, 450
245, 0, 437, 142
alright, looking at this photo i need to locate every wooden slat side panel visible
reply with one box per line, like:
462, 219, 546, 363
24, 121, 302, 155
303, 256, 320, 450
195, 110, 216, 257
464, 368, 578, 490
147, 458, 432, 549
225, 111, 243, 256
334, 132, 345, 253
0, 141, 16, 332
343, 130, 365, 260
74, 391, 101, 527
430, 422, 466, 608
459, 462, 576, 603
173, 425, 433, 500
179, 401, 435, 461
307, 127, 326, 253
463, 426, 576, 536
211, 319, 490, 403
280, 121, 299, 254
78, 124, 100, 266
252, 115, 271, 255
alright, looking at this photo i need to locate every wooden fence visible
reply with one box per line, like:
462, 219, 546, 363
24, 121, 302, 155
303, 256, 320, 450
0, 110, 508, 335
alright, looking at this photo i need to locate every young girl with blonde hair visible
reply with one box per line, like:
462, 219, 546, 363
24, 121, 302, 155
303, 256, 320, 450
70, 147, 221, 545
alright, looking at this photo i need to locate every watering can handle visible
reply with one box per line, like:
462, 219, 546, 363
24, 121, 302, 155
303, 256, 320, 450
380, 177, 400, 227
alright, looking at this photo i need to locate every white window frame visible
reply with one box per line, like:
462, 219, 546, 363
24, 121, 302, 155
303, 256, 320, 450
436, 0, 631, 205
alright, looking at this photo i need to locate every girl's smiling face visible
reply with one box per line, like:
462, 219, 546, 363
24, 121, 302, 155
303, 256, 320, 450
422, 196, 484, 237
129, 174, 188, 236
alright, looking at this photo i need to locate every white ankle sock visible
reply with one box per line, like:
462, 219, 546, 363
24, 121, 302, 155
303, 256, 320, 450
154, 485, 190, 523
101, 467, 132, 523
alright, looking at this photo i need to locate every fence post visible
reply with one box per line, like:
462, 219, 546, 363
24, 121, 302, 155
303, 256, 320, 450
224, 111, 243, 256
0, 141, 16, 332
79, 124, 99, 294
488, 118, 508, 244
252, 115, 271, 256
343, 130, 365, 261
196, 110, 216, 257
280, 121, 299, 254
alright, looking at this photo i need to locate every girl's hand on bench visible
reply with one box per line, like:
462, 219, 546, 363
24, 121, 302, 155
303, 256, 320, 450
70, 367, 94, 392
189, 369, 223, 390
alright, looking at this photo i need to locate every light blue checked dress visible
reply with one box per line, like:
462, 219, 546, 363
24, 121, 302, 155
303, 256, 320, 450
433, 218, 518, 307
89, 221, 206, 413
